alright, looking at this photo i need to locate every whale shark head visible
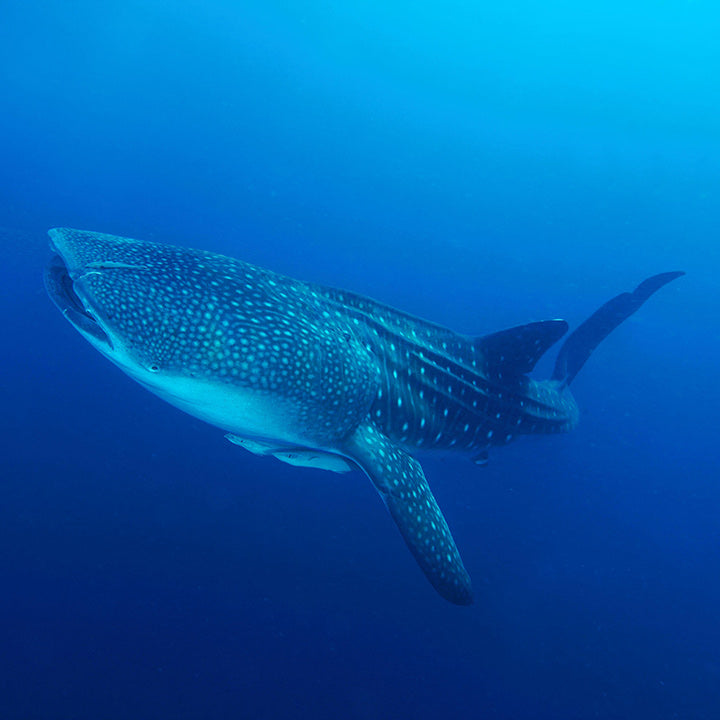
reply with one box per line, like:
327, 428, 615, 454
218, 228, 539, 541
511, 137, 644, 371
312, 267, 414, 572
44, 227, 378, 446
45, 228, 166, 368
45, 226, 243, 400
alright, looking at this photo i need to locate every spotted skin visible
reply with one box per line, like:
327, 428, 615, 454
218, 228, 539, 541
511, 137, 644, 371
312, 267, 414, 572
318, 298, 579, 452
346, 421, 472, 604
47, 228, 379, 447
45, 228, 682, 605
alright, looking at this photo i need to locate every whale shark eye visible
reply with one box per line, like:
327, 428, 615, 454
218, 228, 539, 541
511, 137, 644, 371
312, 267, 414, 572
149, 364, 160, 372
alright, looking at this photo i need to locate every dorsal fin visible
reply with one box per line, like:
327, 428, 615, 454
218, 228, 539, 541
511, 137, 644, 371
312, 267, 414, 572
477, 319, 569, 377
315, 279, 568, 380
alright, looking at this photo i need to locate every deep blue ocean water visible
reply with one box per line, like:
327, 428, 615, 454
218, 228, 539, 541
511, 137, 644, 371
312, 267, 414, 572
2, 1, 719, 718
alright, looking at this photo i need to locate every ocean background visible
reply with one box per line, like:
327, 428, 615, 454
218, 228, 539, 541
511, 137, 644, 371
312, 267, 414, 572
1, 1, 719, 718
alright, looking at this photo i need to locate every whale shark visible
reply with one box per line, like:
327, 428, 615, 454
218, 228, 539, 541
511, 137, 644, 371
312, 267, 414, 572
44, 227, 683, 604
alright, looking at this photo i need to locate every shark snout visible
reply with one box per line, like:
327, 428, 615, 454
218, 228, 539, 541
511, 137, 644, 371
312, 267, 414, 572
48, 227, 85, 276
48, 227, 146, 277
44, 239, 113, 348
45, 228, 174, 360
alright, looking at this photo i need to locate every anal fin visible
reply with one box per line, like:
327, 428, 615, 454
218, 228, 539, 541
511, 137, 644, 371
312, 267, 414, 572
343, 421, 473, 605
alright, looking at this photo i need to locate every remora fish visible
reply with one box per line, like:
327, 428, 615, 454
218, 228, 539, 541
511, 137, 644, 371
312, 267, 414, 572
44, 228, 683, 604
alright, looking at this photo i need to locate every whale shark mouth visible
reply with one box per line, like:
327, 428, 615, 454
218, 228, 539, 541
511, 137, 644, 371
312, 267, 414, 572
44, 252, 112, 348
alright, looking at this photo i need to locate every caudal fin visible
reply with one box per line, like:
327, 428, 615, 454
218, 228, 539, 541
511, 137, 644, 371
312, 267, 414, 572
551, 271, 685, 387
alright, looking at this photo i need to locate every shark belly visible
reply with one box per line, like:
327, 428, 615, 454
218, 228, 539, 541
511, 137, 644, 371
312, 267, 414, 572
136, 372, 309, 446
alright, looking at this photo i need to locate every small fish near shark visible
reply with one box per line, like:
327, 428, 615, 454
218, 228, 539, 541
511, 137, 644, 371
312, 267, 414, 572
44, 228, 683, 605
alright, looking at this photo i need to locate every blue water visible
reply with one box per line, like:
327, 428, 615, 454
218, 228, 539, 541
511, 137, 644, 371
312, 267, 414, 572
2, 1, 719, 717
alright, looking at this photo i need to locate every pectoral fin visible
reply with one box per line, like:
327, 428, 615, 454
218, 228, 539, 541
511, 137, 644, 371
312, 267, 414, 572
343, 421, 473, 605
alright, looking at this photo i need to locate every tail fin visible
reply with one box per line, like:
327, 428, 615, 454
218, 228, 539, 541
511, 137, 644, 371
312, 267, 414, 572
552, 271, 684, 386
